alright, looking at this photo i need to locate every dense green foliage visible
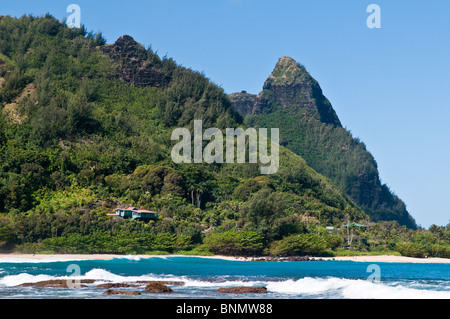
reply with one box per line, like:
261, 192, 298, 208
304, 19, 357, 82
0, 15, 447, 258
0, 15, 363, 255
203, 231, 263, 256
270, 233, 327, 256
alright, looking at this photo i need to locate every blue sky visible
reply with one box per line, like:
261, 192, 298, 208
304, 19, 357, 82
2, 0, 450, 227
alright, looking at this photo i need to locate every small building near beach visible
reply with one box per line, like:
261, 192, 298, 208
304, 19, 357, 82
112, 207, 158, 222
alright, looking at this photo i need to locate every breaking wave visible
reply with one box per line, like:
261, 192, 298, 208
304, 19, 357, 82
266, 277, 450, 299
1, 269, 449, 299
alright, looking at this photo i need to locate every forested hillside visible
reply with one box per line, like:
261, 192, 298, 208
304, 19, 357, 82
0, 15, 447, 258
0, 14, 369, 255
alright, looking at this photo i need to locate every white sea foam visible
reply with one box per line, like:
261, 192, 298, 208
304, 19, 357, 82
114, 255, 141, 261
0, 269, 182, 287
0, 273, 55, 287
266, 277, 450, 299
81, 268, 171, 283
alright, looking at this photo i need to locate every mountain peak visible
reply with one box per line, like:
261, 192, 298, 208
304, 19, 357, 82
114, 35, 141, 50
104, 35, 146, 58
255, 56, 342, 126
264, 56, 308, 88
276, 56, 298, 68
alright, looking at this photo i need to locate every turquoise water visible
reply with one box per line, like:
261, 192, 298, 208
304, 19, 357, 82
0, 256, 449, 299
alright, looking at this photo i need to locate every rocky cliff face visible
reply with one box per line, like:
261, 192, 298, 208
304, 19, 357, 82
229, 56, 416, 228
101, 35, 170, 87
228, 91, 264, 115
229, 57, 341, 126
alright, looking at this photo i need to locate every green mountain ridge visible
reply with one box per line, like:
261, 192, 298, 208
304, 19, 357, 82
229, 56, 417, 229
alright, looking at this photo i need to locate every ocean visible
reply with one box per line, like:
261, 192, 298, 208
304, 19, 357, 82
0, 256, 449, 299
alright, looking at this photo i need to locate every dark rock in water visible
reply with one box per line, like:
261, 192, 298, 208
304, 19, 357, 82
248, 256, 321, 262
215, 286, 267, 294
19, 279, 95, 288
137, 280, 185, 286
96, 282, 139, 289
103, 289, 141, 296
144, 281, 174, 293
97, 281, 184, 290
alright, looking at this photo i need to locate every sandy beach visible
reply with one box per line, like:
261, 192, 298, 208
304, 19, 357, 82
0, 253, 243, 263
0, 253, 449, 263
320, 255, 450, 264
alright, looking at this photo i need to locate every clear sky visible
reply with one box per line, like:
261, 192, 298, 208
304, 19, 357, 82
2, 0, 450, 227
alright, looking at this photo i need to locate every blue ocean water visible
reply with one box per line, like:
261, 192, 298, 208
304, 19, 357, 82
0, 256, 449, 299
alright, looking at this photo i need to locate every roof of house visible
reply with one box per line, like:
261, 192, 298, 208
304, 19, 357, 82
343, 223, 367, 228
115, 207, 157, 214
135, 210, 157, 214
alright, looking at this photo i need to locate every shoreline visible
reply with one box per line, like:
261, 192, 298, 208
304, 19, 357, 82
0, 253, 244, 263
319, 255, 450, 264
0, 253, 449, 264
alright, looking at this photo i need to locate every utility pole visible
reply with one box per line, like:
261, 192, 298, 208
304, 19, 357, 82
346, 214, 353, 247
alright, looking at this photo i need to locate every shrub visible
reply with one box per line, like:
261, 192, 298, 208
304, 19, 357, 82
325, 234, 345, 250
203, 231, 263, 256
270, 233, 327, 256
394, 242, 429, 258
35, 232, 181, 254
431, 244, 450, 258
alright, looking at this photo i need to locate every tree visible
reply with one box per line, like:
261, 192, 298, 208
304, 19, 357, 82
270, 233, 327, 256
241, 189, 289, 240
395, 242, 428, 258
203, 231, 263, 256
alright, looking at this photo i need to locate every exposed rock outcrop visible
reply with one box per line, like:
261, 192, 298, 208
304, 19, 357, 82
96, 282, 139, 289
19, 279, 96, 288
215, 286, 267, 294
229, 56, 341, 126
101, 35, 170, 87
228, 91, 263, 115
248, 256, 324, 262
19, 279, 184, 292
103, 289, 141, 296
137, 280, 184, 286
144, 281, 174, 293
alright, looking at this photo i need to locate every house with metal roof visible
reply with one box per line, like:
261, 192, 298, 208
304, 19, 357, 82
343, 223, 368, 228
113, 207, 158, 222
